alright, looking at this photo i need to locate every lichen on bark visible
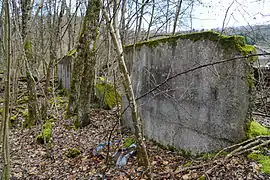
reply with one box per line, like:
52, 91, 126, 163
68, 0, 101, 128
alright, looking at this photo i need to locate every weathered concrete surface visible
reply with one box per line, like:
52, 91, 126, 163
58, 56, 72, 89
123, 32, 254, 153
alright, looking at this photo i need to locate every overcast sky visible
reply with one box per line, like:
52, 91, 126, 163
68, 0, 270, 31
191, 0, 270, 29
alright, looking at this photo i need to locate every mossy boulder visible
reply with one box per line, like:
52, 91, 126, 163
248, 153, 270, 174
37, 121, 53, 144
66, 148, 81, 158
95, 82, 121, 110
247, 121, 270, 138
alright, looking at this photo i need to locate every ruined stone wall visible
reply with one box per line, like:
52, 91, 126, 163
123, 32, 256, 153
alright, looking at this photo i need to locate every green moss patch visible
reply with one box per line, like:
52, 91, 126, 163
68, 48, 77, 56
66, 148, 81, 158
125, 31, 257, 61
57, 89, 68, 96
22, 110, 28, 119
10, 113, 18, 124
37, 121, 53, 144
247, 121, 270, 138
199, 152, 217, 160
248, 153, 270, 174
0, 98, 4, 103
49, 96, 68, 109
95, 83, 121, 110
73, 117, 80, 130
123, 137, 135, 148
17, 96, 29, 104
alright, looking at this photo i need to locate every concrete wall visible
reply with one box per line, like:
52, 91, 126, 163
123, 32, 254, 153
58, 56, 72, 89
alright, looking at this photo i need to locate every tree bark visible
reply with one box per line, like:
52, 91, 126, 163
1, 0, 11, 178
77, 0, 101, 127
100, 0, 151, 176
67, 0, 101, 127
172, 0, 183, 35
146, 0, 155, 40
21, 0, 39, 128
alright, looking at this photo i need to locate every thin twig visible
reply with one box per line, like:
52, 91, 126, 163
253, 112, 270, 117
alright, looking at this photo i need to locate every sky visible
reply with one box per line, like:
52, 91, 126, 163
66, 0, 270, 31
191, 0, 270, 30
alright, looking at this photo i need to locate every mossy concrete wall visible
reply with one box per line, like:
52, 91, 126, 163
123, 31, 255, 153
58, 56, 72, 89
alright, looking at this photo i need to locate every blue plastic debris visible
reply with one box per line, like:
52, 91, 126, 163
92, 140, 120, 156
116, 150, 136, 168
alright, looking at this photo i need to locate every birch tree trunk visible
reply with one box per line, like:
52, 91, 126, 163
120, 0, 126, 44
137, 0, 145, 39
100, 0, 151, 176
146, 0, 155, 40
1, 0, 11, 178
172, 0, 183, 35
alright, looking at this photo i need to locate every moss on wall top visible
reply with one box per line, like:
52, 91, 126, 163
125, 31, 257, 62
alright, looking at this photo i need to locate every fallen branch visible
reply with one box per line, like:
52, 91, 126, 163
231, 139, 270, 157
215, 135, 270, 159
252, 112, 270, 118
174, 161, 215, 175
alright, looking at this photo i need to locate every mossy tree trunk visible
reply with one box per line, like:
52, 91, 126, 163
23, 41, 39, 128
100, 0, 151, 177
21, 0, 39, 128
77, 0, 101, 127
1, 0, 11, 178
67, 53, 82, 116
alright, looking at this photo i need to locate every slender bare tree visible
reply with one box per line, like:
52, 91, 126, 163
172, 0, 183, 35
1, 0, 11, 178
100, 0, 151, 177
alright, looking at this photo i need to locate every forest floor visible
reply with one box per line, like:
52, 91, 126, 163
0, 89, 270, 179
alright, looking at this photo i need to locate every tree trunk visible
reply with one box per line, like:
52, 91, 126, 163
137, 0, 145, 40
120, 0, 126, 44
100, 0, 151, 176
172, 0, 183, 35
21, 0, 39, 128
1, 0, 11, 178
77, 0, 101, 127
146, 0, 155, 40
